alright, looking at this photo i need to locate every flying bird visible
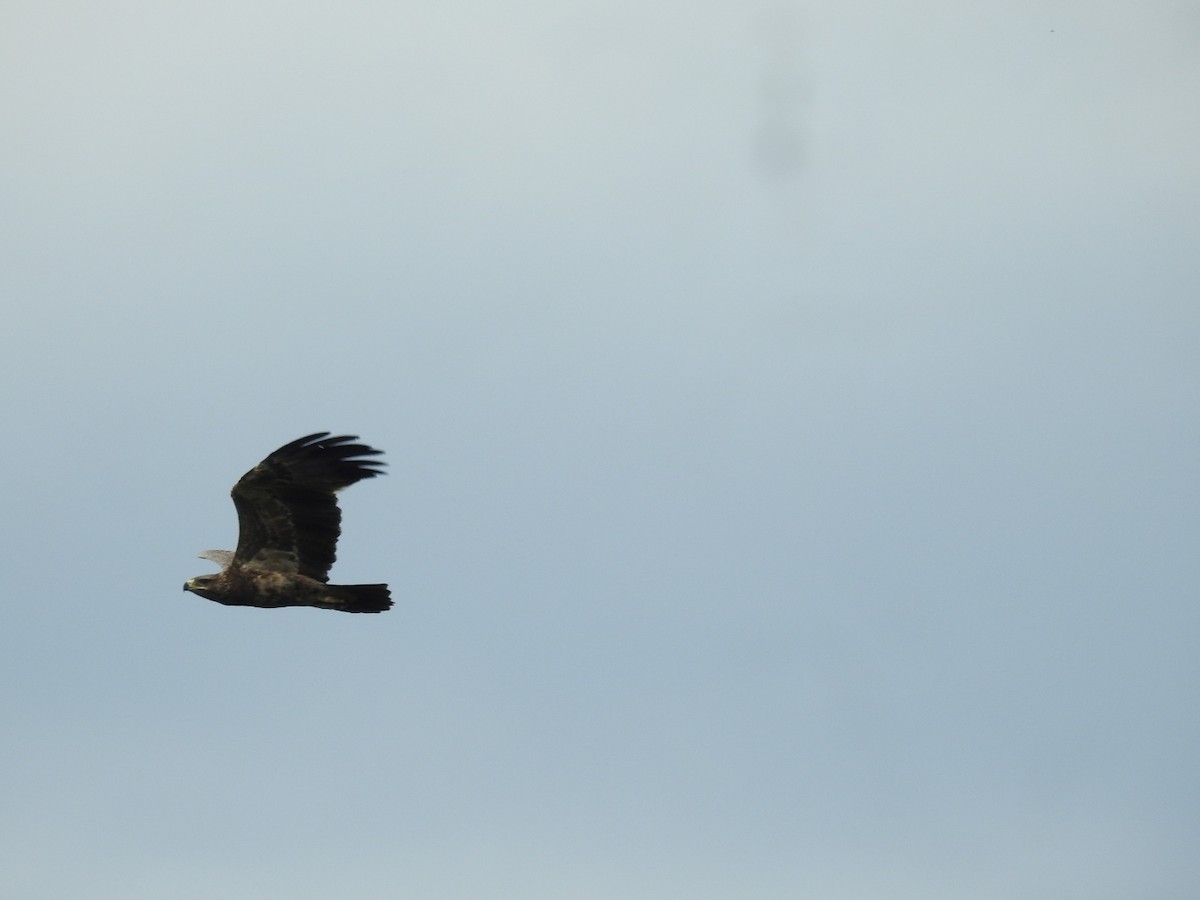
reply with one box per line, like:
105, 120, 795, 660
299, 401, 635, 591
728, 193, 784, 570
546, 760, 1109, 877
183, 433, 392, 613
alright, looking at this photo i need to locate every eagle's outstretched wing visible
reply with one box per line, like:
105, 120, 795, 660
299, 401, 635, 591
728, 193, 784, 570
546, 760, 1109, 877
230, 433, 385, 581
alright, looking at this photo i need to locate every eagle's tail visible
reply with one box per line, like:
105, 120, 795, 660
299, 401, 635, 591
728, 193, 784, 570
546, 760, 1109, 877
327, 583, 393, 614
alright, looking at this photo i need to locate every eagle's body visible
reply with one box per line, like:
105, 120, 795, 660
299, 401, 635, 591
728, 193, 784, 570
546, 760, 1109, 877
183, 433, 392, 614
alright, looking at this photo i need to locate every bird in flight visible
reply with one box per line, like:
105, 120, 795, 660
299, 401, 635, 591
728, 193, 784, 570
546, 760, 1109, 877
183, 433, 392, 613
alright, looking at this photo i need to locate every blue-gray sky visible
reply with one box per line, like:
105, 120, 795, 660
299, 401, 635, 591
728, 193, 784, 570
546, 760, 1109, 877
2, 2, 1198, 897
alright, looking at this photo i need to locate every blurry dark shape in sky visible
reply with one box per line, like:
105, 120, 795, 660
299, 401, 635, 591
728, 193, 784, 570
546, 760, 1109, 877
753, 6, 808, 182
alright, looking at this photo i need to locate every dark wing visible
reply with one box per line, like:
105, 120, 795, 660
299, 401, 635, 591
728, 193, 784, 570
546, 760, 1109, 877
230, 433, 385, 581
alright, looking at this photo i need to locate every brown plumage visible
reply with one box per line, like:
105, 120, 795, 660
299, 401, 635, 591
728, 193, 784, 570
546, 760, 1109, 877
183, 433, 392, 613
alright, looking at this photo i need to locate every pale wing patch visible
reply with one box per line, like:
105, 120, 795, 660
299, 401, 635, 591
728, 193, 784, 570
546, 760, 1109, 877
198, 550, 235, 568
247, 547, 301, 573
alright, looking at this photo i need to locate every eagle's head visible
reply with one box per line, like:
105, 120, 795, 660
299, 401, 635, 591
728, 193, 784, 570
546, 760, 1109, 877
183, 575, 219, 599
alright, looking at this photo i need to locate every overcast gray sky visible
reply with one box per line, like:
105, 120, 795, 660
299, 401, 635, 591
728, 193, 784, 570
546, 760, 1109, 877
2, 1, 1198, 897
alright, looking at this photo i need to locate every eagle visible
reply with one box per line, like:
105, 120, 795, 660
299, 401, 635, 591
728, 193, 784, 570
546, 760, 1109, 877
183, 433, 392, 613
